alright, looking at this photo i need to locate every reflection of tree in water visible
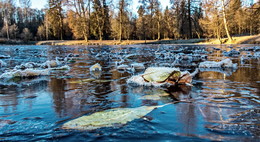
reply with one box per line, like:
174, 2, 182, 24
167, 85, 198, 135
0, 79, 48, 113
0, 84, 19, 113
49, 78, 66, 117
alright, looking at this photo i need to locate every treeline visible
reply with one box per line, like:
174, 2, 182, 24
0, 0, 259, 41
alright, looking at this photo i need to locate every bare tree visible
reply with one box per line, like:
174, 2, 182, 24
221, 0, 233, 41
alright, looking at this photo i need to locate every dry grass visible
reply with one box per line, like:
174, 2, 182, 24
36, 34, 260, 45
199, 34, 260, 44
36, 40, 157, 46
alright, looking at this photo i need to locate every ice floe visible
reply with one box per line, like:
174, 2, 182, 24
0, 65, 70, 79
199, 58, 237, 68
127, 67, 197, 88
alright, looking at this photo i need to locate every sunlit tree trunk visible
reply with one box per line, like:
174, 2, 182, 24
4, 17, 10, 40
221, 0, 233, 41
119, 7, 123, 41
157, 14, 160, 40
45, 14, 49, 40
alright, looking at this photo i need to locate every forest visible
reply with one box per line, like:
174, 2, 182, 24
0, 0, 259, 42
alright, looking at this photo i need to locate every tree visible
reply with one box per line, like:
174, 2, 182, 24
0, 0, 16, 40
221, 0, 233, 41
47, 0, 64, 40
37, 25, 45, 40
65, 0, 91, 41
20, 28, 33, 41
162, 6, 171, 39
118, 0, 129, 41
91, 0, 110, 40
9, 24, 19, 39
154, 0, 161, 40
137, 1, 148, 40
19, 0, 32, 24
199, 0, 223, 42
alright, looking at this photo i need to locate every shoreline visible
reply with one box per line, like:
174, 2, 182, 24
0, 35, 259, 46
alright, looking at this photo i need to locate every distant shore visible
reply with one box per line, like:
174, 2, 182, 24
0, 35, 259, 46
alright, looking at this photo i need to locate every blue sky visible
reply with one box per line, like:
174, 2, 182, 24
30, 0, 170, 10
31, 0, 48, 9
30, 0, 257, 11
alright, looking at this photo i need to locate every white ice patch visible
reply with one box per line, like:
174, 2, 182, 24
0, 68, 50, 79
199, 58, 237, 68
127, 74, 172, 88
0, 65, 70, 79
127, 67, 181, 88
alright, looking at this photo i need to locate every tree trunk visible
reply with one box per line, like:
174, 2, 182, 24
4, 17, 9, 40
119, 11, 122, 41
157, 15, 160, 40
221, 0, 233, 42
46, 16, 49, 40
88, 0, 91, 38
188, 0, 192, 39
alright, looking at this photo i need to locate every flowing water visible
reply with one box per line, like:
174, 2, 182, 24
0, 44, 259, 141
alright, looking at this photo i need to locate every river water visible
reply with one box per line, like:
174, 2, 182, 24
0, 44, 259, 141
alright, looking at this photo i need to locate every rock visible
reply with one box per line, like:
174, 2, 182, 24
90, 63, 102, 72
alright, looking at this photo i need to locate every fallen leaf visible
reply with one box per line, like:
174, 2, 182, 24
62, 105, 167, 130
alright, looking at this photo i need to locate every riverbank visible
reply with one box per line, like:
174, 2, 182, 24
36, 35, 260, 45
199, 34, 260, 44
36, 38, 207, 45
0, 35, 259, 46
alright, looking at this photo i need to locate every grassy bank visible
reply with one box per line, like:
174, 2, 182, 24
36, 39, 207, 46
36, 35, 259, 46
0, 35, 258, 46
199, 35, 260, 44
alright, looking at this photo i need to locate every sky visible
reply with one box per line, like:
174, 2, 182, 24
29, 0, 258, 11
31, 0, 48, 9
30, 0, 171, 10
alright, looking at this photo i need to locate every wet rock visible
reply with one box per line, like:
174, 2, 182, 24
90, 63, 102, 72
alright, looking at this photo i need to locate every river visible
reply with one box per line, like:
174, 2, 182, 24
0, 44, 259, 141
